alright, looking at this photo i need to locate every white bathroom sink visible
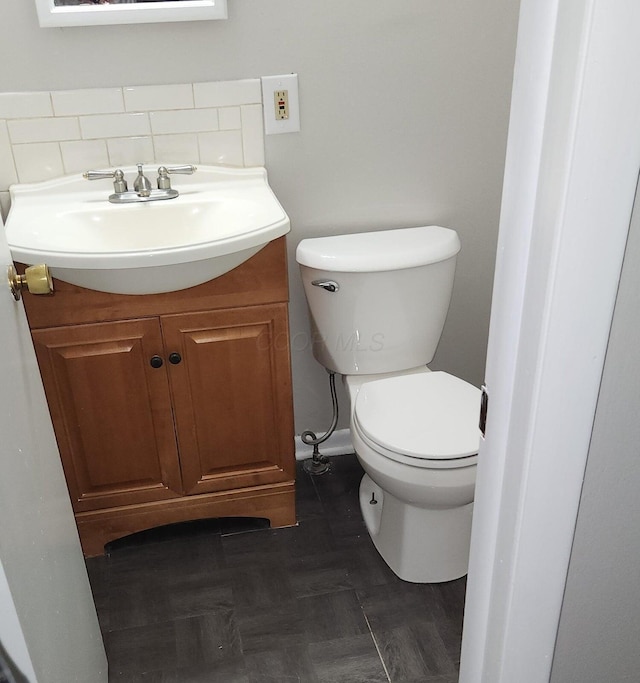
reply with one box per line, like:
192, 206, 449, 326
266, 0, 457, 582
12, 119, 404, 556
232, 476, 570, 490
5, 165, 290, 294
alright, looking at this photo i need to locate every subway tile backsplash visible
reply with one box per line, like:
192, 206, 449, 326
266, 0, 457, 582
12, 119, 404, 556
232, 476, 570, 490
0, 79, 265, 220
123, 84, 194, 112
8, 116, 81, 144
0, 92, 53, 120
193, 80, 262, 108
51, 88, 124, 117
149, 108, 219, 136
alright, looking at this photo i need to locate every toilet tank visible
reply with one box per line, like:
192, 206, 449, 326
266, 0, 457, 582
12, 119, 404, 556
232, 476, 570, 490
296, 226, 461, 375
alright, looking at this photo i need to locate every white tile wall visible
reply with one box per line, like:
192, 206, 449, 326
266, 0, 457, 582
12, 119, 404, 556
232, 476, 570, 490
123, 84, 194, 112
152, 133, 200, 162
0, 122, 18, 189
0, 79, 266, 218
8, 117, 81, 144
218, 107, 242, 131
0, 92, 53, 119
79, 112, 152, 140
106, 136, 155, 167
193, 79, 262, 108
60, 139, 109, 174
51, 88, 124, 117
241, 104, 267, 167
149, 108, 219, 135
13, 143, 64, 183
198, 130, 244, 167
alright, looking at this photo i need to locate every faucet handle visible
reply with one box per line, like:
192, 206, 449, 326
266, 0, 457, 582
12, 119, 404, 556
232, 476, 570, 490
83, 168, 127, 193
84, 169, 116, 180
157, 164, 197, 190
162, 164, 197, 175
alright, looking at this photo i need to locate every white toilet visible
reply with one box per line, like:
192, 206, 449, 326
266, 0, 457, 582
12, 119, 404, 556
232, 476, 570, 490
296, 225, 481, 583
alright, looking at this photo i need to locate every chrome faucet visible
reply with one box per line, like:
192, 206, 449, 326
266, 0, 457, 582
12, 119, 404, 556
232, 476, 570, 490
83, 164, 197, 204
133, 163, 152, 198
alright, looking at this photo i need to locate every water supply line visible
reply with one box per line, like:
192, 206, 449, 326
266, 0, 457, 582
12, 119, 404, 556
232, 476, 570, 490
301, 370, 339, 475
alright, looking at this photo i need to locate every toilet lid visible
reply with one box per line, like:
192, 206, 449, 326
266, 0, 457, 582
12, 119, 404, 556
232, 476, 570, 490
354, 371, 481, 462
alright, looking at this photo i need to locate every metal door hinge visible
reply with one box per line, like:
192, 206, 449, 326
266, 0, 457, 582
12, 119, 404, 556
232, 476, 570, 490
479, 383, 488, 438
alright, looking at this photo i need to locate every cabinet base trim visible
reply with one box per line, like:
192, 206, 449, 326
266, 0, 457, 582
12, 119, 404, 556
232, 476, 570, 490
76, 481, 296, 557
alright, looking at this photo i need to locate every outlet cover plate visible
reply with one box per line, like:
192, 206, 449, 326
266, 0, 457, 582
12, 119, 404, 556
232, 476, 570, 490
261, 74, 300, 135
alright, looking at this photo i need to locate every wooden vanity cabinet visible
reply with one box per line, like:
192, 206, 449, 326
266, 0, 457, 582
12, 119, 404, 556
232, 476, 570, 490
20, 238, 296, 556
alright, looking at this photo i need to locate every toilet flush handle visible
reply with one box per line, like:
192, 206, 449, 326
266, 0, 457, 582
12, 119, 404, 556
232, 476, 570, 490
311, 279, 340, 293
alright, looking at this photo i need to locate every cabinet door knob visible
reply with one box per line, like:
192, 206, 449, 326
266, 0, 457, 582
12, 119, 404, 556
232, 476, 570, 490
169, 352, 182, 365
150, 355, 164, 368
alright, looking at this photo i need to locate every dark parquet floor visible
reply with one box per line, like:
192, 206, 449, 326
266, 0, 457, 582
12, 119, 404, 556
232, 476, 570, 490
86, 454, 464, 682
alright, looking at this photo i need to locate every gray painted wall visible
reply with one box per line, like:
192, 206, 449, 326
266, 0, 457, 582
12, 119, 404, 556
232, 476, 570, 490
550, 180, 640, 682
0, 0, 519, 432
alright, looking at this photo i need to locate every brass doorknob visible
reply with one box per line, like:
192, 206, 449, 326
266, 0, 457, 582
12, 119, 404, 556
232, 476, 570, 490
8, 264, 53, 301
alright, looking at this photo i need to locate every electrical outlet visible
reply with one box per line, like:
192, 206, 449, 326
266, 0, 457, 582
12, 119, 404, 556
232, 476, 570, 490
261, 74, 300, 135
275, 90, 289, 120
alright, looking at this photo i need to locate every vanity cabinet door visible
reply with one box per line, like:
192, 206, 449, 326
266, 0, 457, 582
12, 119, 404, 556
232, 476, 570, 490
31, 318, 183, 512
161, 304, 295, 496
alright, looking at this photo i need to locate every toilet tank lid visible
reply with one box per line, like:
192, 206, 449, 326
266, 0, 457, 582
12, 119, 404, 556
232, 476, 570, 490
296, 225, 461, 272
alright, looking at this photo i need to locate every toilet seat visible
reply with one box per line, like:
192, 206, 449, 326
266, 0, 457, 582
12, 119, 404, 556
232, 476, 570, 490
353, 371, 481, 469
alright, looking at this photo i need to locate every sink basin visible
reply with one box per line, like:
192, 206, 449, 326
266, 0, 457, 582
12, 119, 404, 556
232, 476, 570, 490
5, 165, 290, 295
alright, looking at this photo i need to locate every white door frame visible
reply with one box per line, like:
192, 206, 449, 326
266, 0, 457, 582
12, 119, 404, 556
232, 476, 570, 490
459, 1, 640, 681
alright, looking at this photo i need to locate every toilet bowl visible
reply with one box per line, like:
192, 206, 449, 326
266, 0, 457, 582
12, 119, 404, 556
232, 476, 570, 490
346, 370, 479, 583
296, 226, 481, 583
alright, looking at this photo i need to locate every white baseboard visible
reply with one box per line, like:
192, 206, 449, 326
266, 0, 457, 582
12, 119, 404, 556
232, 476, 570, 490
294, 428, 354, 461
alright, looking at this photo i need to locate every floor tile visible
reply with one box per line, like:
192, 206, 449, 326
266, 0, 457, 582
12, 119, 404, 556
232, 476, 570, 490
295, 460, 326, 521
273, 517, 339, 559
308, 634, 389, 683
312, 456, 364, 522
357, 581, 455, 632
103, 580, 171, 631
432, 577, 467, 619
165, 574, 235, 620
104, 620, 177, 675
288, 550, 354, 598
169, 658, 250, 683
375, 622, 458, 682
230, 564, 295, 609
109, 658, 249, 682
174, 611, 243, 668
235, 599, 307, 655
220, 528, 288, 568
88, 454, 465, 682
220, 516, 270, 536
244, 644, 319, 683
299, 589, 370, 642
342, 538, 401, 589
